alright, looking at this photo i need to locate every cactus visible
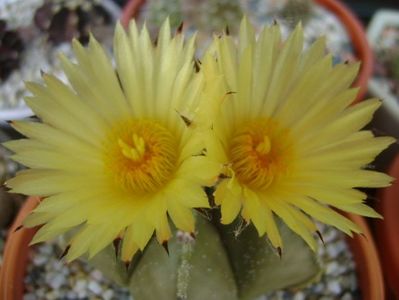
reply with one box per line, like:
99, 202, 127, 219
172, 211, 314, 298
146, 0, 183, 29
279, 0, 313, 27
389, 50, 399, 81
145, 0, 243, 35
182, 0, 243, 34
88, 212, 321, 300
376, 48, 399, 95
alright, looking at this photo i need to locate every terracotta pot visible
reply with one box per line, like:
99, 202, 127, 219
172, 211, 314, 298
375, 154, 399, 299
121, 0, 372, 103
0, 197, 39, 300
0, 196, 384, 299
343, 212, 385, 300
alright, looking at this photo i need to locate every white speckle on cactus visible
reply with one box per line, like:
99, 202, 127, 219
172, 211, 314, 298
176, 231, 196, 300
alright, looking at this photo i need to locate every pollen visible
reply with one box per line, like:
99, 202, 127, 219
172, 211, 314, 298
229, 119, 294, 190
118, 134, 146, 161
255, 136, 271, 155
105, 120, 178, 194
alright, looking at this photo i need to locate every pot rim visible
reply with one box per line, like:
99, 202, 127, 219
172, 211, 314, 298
0, 196, 39, 300
343, 212, 385, 300
0, 196, 385, 300
376, 153, 399, 298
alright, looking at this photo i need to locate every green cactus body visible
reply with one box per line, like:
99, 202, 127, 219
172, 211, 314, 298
88, 214, 320, 300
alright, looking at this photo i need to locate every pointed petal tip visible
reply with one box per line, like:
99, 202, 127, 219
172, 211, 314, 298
294, 21, 303, 31
59, 245, 71, 260
14, 224, 24, 233
121, 252, 134, 264
225, 25, 230, 35
189, 231, 196, 240
71, 37, 80, 46
349, 60, 361, 71
387, 175, 396, 185
115, 20, 123, 30
220, 218, 231, 225
277, 246, 282, 258
29, 233, 44, 246
124, 261, 130, 270
316, 230, 325, 245
161, 240, 169, 255
113, 237, 122, 254
177, 21, 184, 34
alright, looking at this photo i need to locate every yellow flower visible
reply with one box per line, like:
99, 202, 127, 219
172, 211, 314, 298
5, 20, 220, 262
204, 18, 394, 251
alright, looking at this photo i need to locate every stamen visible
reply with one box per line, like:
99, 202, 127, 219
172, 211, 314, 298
256, 136, 271, 155
106, 120, 178, 193
118, 137, 145, 161
229, 119, 293, 190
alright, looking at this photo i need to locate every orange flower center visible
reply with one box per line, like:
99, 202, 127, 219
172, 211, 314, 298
105, 120, 178, 193
229, 119, 294, 190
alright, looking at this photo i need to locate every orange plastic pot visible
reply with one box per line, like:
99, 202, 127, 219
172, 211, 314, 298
121, 0, 372, 104
0, 197, 39, 300
343, 213, 385, 300
375, 154, 399, 299
0, 197, 384, 299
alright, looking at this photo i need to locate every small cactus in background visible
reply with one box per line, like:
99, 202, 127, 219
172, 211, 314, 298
388, 51, 399, 95
145, 0, 243, 35
146, 0, 183, 29
0, 19, 24, 81
34, 0, 112, 45
0, 187, 25, 228
0, 134, 24, 229
389, 51, 399, 82
279, 0, 313, 27
375, 48, 399, 96
182, 0, 242, 34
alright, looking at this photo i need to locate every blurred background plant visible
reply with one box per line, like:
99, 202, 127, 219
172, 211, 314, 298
34, 0, 113, 45
278, 0, 313, 27
377, 49, 399, 95
0, 19, 24, 82
0, 0, 119, 120
0, 130, 23, 229
373, 24, 399, 97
